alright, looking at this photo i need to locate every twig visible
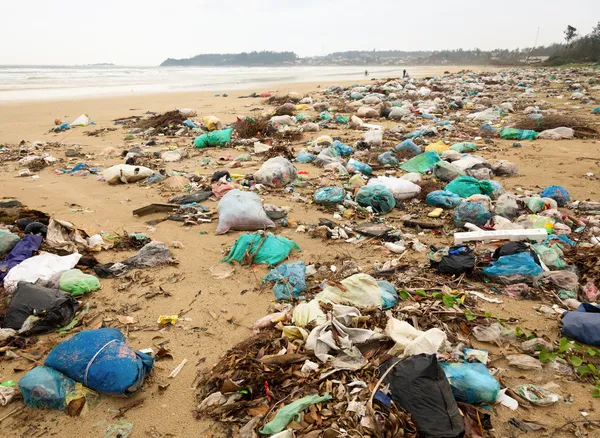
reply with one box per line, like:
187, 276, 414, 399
0, 407, 23, 423
550, 418, 600, 437
366, 358, 402, 417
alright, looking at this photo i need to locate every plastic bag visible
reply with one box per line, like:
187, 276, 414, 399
513, 384, 560, 406
3, 282, 78, 335
445, 176, 495, 198
378, 151, 399, 166
430, 245, 476, 275
0, 234, 43, 282
202, 115, 222, 131
472, 322, 517, 344
314, 148, 344, 168
193, 128, 233, 148
313, 186, 346, 205
127, 241, 173, 268
453, 201, 492, 228
561, 303, 600, 346
394, 139, 421, 156
450, 142, 477, 153
355, 185, 396, 214
483, 252, 543, 279
495, 193, 520, 219
364, 129, 383, 146
4, 252, 81, 293
332, 140, 354, 156
295, 151, 315, 163
315, 273, 384, 308
254, 157, 297, 188
367, 176, 421, 201
382, 355, 464, 438
538, 127, 574, 140
499, 128, 537, 140
215, 190, 275, 235
222, 233, 300, 266
292, 299, 327, 327
542, 271, 579, 291
540, 185, 570, 207
377, 280, 399, 310
492, 160, 519, 176
45, 328, 153, 395
264, 261, 306, 301
259, 393, 332, 435
59, 269, 101, 296
433, 161, 464, 182
0, 230, 20, 256
425, 141, 449, 154
400, 151, 441, 173
440, 362, 501, 404
347, 158, 372, 175
426, 190, 462, 209
19, 366, 77, 411
532, 244, 566, 270
528, 214, 555, 233
103, 165, 153, 184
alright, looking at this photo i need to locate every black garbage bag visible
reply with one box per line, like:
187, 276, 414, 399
3, 282, 79, 335
381, 354, 464, 438
431, 245, 475, 276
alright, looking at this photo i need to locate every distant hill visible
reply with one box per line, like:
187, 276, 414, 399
160, 51, 298, 67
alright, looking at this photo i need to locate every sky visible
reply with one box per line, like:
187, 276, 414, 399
2, 0, 599, 66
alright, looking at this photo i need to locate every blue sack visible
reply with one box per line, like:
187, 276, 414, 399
45, 328, 154, 395
0, 234, 43, 281
378, 151, 399, 166
482, 252, 543, 278
295, 151, 315, 163
426, 190, 462, 209
313, 186, 346, 205
332, 140, 354, 157
394, 139, 421, 157
264, 261, 306, 301
19, 366, 76, 411
540, 185, 571, 207
440, 362, 501, 404
561, 303, 600, 346
377, 280, 399, 310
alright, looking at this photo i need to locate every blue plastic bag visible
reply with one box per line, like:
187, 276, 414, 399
347, 158, 372, 175
19, 366, 76, 411
45, 328, 154, 396
332, 140, 354, 157
426, 190, 462, 209
561, 303, 600, 346
378, 151, 399, 166
482, 252, 543, 278
592, 107, 600, 114
394, 139, 421, 157
264, 261, 306, 301
377, 280, 399, 310
453, 201, 492, 228
295, 151, 315, 163
313, 186, 346, 205
540, 185, 571, 207
440, 362, 501, 404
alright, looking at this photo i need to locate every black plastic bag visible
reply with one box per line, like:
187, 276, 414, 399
381, 354, 464, 438
431, 246, 475, 276
3, 282, 79, 335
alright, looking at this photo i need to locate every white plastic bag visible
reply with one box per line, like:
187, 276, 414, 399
254, 157, 297, 188
315, 273, 383, 308
270, 115, 296, 126
178, 108, 197, 117
215, 190, 275, 235
103, 164, 153, 184
537, 127, 574, 140
363, 130, 383, 147
385, 318, 447, 357
70, 114, 90, 127
4, 252, 82, 293
367, 176, 421, 200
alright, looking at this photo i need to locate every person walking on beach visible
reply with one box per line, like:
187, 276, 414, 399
364, 69, 368, 77
403, 69, 408, 79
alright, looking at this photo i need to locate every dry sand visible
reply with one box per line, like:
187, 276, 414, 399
0, 66, 599, 437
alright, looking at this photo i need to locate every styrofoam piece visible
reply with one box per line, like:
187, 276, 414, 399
454, 228, 547, 244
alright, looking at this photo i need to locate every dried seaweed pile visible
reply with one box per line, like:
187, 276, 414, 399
512, 114, 599, 138
133, 110, 187, 131
234, 116, 270, 139
194, 316, 418, 437
564, 246, 600, 284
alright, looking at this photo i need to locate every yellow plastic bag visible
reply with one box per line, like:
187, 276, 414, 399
295, 104, 309, 110
425, 141, 450, 153
202, 115, 222, 132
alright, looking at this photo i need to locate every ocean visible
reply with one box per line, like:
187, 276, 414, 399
0, 65, 427, 102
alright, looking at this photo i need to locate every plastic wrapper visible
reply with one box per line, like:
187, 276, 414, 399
264, 261, 306, 301
254, 157, 298, 188
59, 269, 101, 296
440, 362, 501, 404
215, 190, 275, 235
453, 201, 492, 228
355, 185, 396, 214
313, 186, 346, 205
426, 190, 462, 209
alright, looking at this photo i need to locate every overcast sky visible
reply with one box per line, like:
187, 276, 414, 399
2, 0, 599, 66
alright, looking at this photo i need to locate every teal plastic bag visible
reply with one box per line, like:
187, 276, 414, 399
450, 142, 476, 153
347, 158, 372, 175
332, 140, 354, 157
499, 128, 537, 140
222, 233, 300, 266
263, 261, 306, 301
377, 280, 399, 310
313, 186, 346, 205
593, 107, 600, 114
395, 139, 421, 157
259, 393, 332, 435
426, 190, 462, 209
400, 151, 441, 173
440, 362, 500, 404
193, 128, 233, 148
453, 201, 492, 227
0, 230, 20, 256
378, 151, 399, 166
356, 185, 396, 214
445, 176, 495, 198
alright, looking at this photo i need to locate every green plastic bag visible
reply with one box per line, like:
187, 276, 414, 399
445, 176, 495, 198
259, 393, 332, 435
193, 128, 233, 148
400, 151, 441, 174
222, 233, 300, 266
59, 269, 101, 296
0, 230, 20, 256
450, 142, 477, 153
355, 185, 396, 214
499, 128, 537, 140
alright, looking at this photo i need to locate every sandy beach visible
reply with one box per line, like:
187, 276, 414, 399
0, 65, 599, 438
